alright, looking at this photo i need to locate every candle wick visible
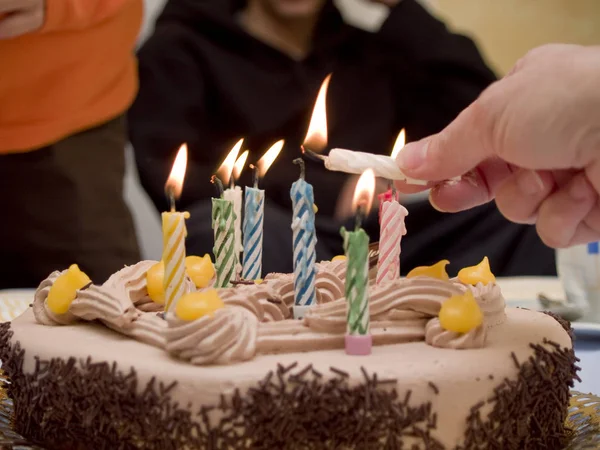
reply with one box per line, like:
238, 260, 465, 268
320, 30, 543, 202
211, 175, 225, 198
355, 204, 364, 231
165, 185, 177, 212
229, 176, 235, 190
391, 183, 397, 201
250, 164, 259, 188
301, 146, 327, 164
293, 158, 305, 180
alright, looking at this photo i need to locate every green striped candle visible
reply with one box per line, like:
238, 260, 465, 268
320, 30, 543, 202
211, 197, 236, 288
341, 226, 372, 355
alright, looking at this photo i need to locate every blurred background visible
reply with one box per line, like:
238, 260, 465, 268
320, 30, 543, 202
131, 0, 600, 260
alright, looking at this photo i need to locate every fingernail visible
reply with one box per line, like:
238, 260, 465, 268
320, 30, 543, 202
428, 188, 447, 213
397, 140, 429, 171
570, 175, 593, 200
516, 170, 544, 195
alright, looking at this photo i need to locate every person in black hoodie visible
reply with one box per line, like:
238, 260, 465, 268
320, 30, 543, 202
129, 0, 556, 276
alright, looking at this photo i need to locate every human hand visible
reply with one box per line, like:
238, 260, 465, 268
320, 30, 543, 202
394, 44, 600, 248
0, 0, 45, 39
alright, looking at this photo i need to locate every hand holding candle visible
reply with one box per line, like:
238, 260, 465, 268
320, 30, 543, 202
162, 144, 190, 312
342, 169, 375, 356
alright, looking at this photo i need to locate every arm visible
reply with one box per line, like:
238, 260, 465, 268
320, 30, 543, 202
42, 0, 139, 32
128, 25, 210, 212
377, 0, 496, 139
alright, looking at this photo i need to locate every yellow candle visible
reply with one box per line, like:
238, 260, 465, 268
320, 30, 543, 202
162, 144, 189, 312
458, 257, 496, 286
162, 211, 190, 312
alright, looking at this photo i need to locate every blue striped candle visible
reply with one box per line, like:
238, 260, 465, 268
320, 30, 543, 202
242, 186, 264, 280
291, 159, 317, 319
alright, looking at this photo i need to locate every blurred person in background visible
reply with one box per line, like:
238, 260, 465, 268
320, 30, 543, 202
0, 0, 142, 288
129, 0, 555, 275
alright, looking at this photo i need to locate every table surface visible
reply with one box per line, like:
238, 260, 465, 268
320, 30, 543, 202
1, 277, 599, 393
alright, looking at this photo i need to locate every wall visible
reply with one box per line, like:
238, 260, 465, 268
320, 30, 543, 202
428, 0, 600, 74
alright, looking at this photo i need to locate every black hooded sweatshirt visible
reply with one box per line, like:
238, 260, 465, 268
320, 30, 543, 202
129, 0, 556, 275
129, 0, 496, 216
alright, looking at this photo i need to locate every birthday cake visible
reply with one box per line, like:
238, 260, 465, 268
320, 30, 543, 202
0, 256, 579, 450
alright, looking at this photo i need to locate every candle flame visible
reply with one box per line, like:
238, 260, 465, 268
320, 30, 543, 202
217, 138, 243, 185
390, 129, 406, 160
232, 150, 249, 182
352, 169, 376, 215
303, 74, 331, 152
165, 144, 188, 199
257, 140, 284, 177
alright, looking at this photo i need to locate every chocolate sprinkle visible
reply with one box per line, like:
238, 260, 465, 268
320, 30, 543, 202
428, 381, 440, 395
0, 310, 580, 450
0, 323, 444, 449
457, 313, 580, 450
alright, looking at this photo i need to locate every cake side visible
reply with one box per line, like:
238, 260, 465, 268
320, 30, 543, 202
0, 307, 579, 450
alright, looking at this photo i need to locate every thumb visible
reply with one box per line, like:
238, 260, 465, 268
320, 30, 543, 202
396, 85, 505, 181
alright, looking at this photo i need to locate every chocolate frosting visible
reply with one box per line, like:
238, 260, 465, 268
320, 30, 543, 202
165, 307, 258, 365
33, 263, 507, 365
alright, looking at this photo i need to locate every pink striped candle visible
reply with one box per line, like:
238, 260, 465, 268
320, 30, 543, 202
376, 197, 408, 285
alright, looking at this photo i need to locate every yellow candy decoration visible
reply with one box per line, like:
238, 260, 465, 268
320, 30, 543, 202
439, 290, 483, 334
47, 264, 91, 315
332, 255, 347, 262
313, 204, 319, 214
458, 257, 496, 286
185, 254, 215, 289
175, 289, 225, 321
147, 262, 165, 305
407, 260, 450, 280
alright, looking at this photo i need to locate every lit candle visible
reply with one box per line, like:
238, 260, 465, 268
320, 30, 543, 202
341, 169, 375, 356
211, 176, 236, 288
302, 77, 457, 185
162, 144, 190, 312
378, 130, 405, 221
376, 187, 408, 285
377, 130, 409, 285
242, 140, 283, 280
291, 159, 317, 319
218, 140, 247, 275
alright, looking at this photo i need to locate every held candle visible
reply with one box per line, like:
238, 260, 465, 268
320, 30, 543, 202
376, 191, 408, 285
290, 159, 317, 319
211, 177, 236, 288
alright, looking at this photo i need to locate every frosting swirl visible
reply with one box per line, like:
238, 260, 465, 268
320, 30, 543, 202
33, 270, 78, 326
425, 318, 486, 349
71, 285, 141, 331
103, 261, 196, 312
219, 284, 290, 322
165, 307, 258, 365
304, 277, 462, 334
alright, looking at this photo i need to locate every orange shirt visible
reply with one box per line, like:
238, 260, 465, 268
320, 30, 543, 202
0, 0, 143, 154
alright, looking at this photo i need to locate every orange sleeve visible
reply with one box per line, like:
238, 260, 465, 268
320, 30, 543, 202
41, 0, 141, 32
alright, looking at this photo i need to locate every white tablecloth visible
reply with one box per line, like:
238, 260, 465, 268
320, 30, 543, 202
1, 277, 599, 394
